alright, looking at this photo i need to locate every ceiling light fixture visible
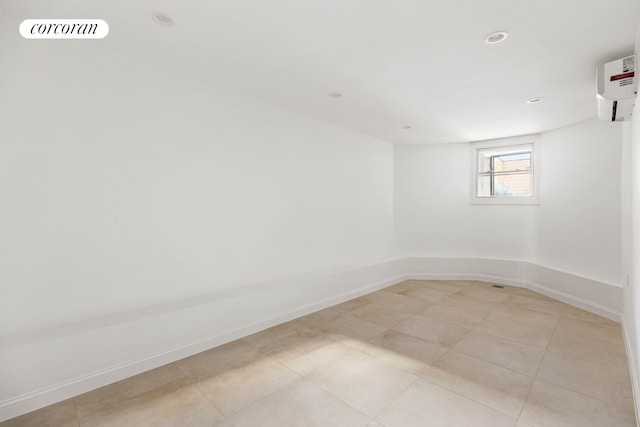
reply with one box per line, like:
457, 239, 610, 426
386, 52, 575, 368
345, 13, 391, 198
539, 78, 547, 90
484, 31, 508, 45
526, 97, 543, 104
328, 92, 342, 98
153, 13, 175, 27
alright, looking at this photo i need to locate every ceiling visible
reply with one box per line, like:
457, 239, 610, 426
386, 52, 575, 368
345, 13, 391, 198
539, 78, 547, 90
3, 0, 640, 144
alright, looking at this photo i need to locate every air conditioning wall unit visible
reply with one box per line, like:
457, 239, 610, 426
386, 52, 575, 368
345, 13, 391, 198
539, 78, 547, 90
597, 55, 637, 122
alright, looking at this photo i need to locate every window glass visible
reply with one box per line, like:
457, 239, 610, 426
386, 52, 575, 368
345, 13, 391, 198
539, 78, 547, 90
471, 138, 538, 205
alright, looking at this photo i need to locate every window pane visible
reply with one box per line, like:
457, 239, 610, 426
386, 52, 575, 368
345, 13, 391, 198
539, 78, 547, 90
475, 144, 533, 198
472, 139, 537, 203
477, 174, 492, 197
494, 172, 532, 196
493, 152, 531, 174
478, 151, 493, 173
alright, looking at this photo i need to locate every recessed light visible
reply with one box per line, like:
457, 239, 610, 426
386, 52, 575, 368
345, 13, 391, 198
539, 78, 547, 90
328, 92, 342, 98
153, 13, 175, 27
526, 97, 543, 104
484, 31, 508, 45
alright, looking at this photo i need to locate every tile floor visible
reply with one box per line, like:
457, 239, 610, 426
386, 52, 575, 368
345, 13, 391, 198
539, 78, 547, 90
2, 280, 636, 427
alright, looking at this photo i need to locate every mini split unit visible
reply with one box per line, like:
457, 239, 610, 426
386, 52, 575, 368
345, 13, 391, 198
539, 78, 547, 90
597, 55, 638, 122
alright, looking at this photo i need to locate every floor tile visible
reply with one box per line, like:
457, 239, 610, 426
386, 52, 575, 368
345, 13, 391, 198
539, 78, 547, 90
536, 347, 633, 405
560, 305, 619, 326
398, 286, 452, 304
227, 379, 370, 427
77, 385, 224, 427
331, 298, 370, 313
474, 313, 554, 349
242, 321, 309, 348
417, 280, 466, 294
177, 341, 300, 416
385, 280, 420, 294
548, 318, 626, 364
73, 364, 223, 427
519, 379, 636, 427
359, 330, 448, 374
490, 305, 560, 329
346, 302, 414, 328
453, 331, 544, 376
306, 350, 417, 417
310, 314, 387, 348
420, 351, 533, 417
376, 379, 516, 427
438, 294, 501, 313
420, 301, 490, 328
1, 399, 79, 427
176, 340, 260, 379
393, 315, 471, 347
191, 358, 298, 416
464, 280, 495, 288
295, 307, 342, 329
74, 364, 192, 418
457, 286, 510, 303
359, 290, 428, 313
554, 317, 623, 342
257, 328, 351, 375
502, 295, 564, 315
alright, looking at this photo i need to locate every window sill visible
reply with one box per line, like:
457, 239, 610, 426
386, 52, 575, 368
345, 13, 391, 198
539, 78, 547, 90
471, 197, 539, 205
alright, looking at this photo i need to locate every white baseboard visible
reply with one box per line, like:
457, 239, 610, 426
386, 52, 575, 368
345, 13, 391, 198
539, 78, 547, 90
0, 256, 624, 422
526, 281, 621, 322
0, 259, 407, 422
405, 257, 622, 321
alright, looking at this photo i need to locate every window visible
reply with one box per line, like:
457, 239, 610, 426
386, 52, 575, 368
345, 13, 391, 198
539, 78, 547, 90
471, 136, 539, 204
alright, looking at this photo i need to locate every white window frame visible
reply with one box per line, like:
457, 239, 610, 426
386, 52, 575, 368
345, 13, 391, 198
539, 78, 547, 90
470, 135, 540, 205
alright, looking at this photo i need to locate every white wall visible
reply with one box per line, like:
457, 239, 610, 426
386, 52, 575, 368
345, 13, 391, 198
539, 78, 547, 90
0, 46, 395, 338
622, 114, 638, 417
621, 26, 640, 421
0, 41, 396, 416
394, 142, 536, 261
536, 120, 622, 283
395, 118, 623, 286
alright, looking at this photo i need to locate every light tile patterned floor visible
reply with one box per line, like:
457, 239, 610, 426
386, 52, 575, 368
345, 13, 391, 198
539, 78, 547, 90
2, 280, 636, 427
